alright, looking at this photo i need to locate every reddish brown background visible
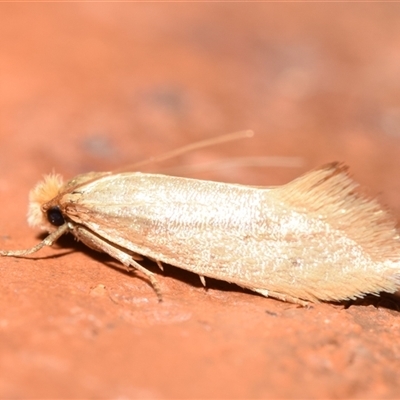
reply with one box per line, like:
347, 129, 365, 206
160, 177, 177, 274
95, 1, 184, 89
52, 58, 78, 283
1, 3, 400, 399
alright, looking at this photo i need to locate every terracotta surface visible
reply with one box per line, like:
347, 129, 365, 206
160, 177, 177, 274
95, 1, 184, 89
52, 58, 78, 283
1, 4, 400, 399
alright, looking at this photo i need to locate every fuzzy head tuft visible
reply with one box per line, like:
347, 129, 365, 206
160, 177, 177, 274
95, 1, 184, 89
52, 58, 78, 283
27, 173, 65, 231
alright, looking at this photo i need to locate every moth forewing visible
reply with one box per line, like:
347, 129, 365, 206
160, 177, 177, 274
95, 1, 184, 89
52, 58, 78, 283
1, 162, 400, 305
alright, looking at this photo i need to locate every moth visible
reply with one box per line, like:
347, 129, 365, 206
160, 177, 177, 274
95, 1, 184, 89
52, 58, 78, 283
1, 136, 400, 305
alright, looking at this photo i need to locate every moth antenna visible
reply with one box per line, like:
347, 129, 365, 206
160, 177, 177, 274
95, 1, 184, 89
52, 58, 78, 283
43, 131, 256, 198
45, 171, 112, 205
161, 156, 303, 176
112, 130, 254, 174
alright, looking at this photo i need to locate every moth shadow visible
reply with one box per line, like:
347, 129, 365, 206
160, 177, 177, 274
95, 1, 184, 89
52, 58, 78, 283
40, 233, 400, 311
41, 232, 252, 296
340, 293, 400, 312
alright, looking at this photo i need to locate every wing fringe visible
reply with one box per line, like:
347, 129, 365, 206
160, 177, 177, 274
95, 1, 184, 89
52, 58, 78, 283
275, 162, 400, 263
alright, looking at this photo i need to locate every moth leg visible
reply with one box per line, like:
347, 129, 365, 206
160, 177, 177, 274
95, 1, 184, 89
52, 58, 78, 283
73, 226, 162, 301
0, 224, 69, 257
155, 260, 164, 272
130, 253, 144, 261
199, 275, 206, 287
140, 256, 164, 272
252, 288, 310, 306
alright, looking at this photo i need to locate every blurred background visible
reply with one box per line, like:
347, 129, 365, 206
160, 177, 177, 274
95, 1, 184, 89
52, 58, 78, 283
1, 3, 400, 398
2, 4, 400, 190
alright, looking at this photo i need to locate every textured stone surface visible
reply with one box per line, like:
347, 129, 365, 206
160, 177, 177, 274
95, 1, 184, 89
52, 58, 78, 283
1, 3, 400, 398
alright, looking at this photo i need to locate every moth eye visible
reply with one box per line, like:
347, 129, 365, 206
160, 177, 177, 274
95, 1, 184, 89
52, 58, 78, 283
46, 206, 65, 226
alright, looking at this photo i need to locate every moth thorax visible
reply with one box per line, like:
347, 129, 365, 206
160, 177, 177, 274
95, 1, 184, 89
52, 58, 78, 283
27, 173, 65, 232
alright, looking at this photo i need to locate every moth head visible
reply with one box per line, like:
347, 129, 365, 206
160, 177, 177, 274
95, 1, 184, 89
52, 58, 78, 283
27, 173, 65, 232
